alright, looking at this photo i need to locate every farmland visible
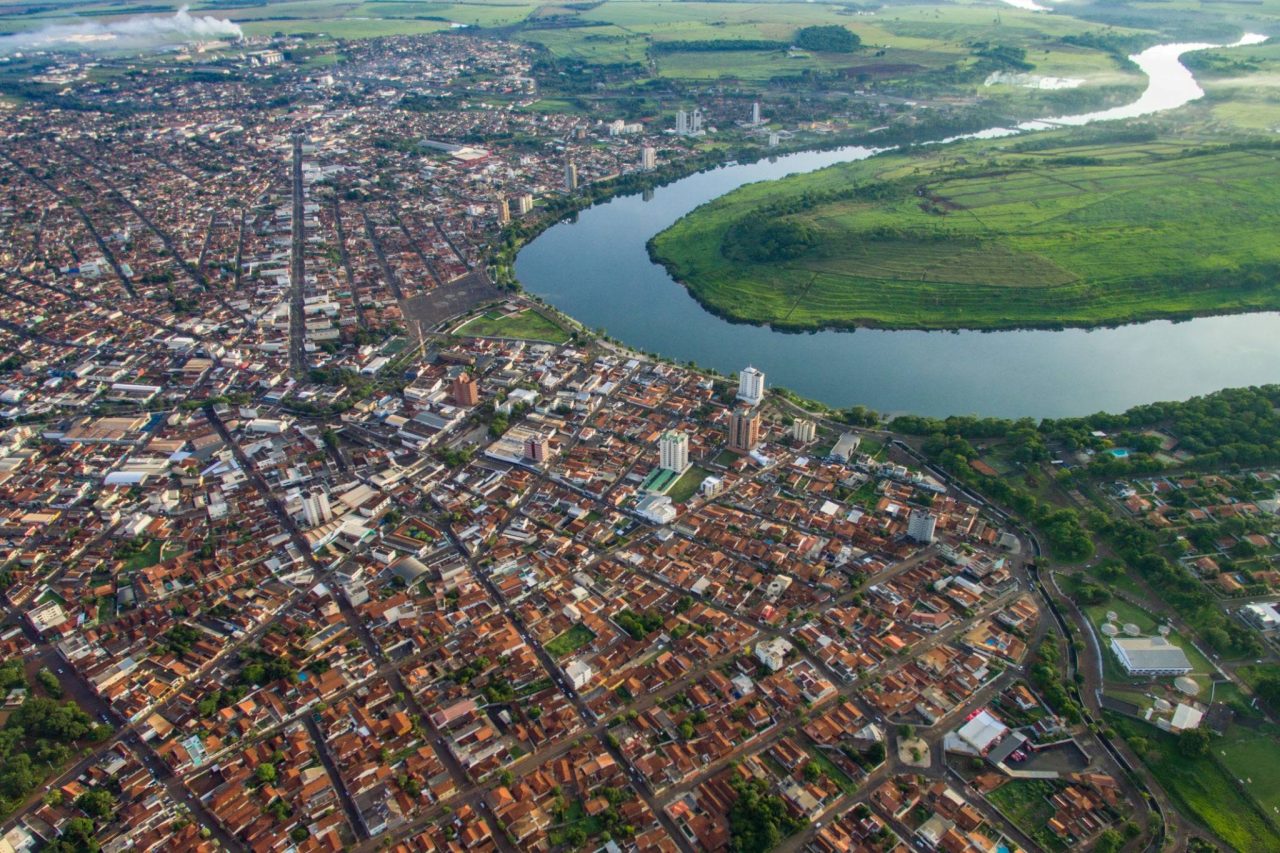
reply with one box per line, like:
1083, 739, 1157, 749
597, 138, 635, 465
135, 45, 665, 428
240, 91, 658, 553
649, 135, 1280, 330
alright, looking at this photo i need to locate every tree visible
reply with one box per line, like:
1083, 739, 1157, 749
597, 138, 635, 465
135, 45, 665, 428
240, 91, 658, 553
75, 788, 116, 820
255, 763, 278, 785
1256, 675, 1280, 709
47, 817, 98, 853
0, 753, 37, 798
727, 776, 806, 853
1094, 828, 1124, 853
1177, 727, 1210, 758
37, 667, 62, 698
794, 25, 860, 53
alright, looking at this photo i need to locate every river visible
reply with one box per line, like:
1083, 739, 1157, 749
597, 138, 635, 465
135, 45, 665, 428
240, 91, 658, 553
515, 35, 1277, 419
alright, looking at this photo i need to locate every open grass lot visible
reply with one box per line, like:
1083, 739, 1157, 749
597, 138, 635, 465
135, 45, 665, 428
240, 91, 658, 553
1217, 723, 1280, 822
545, 623, 596, 658
1108, 712, 1280, 851
650, 134, 1280, 330
987, 779, 1067, 852
457, 308, 570, 342
666, 465, 711, 503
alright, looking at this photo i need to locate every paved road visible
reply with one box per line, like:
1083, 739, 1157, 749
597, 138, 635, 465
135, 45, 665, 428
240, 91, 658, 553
289, 134, 308, 377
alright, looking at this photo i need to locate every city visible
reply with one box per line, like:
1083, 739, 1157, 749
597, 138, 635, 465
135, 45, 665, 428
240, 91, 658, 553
1, 3, 1280, 853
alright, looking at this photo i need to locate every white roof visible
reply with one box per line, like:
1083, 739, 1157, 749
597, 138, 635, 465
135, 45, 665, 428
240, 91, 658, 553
1171, 703, 1203, 731
956, 710, 1008, 752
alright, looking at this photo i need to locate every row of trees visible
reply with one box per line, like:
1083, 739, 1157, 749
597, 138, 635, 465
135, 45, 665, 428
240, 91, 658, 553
650, 39, 788, 53
893, 385, 1280, 477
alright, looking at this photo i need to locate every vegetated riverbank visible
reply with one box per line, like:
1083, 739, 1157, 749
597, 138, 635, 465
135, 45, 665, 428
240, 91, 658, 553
491, 80, 1150, 290
648, 130, 1280, 332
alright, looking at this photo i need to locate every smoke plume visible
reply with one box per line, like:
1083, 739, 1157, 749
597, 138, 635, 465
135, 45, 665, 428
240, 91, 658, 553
0, 6, 243, 55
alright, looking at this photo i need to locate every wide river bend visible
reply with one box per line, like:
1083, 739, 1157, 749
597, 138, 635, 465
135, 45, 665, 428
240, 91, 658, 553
516, 35, 1277, 418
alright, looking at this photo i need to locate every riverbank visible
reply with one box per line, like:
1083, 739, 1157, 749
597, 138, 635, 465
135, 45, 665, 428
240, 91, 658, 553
648, 134, 1280, 332
491, 82, 1152, 290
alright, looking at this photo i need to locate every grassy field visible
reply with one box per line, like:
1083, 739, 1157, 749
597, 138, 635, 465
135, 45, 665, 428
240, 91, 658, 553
1217, 722, 1280, 822
988, 779, 1067, 852
545, 623, 595, 658
1108, 712, 1280, 851
650, 135, 1280, 330
457, 308, 570, 342
666, 465, 711, 503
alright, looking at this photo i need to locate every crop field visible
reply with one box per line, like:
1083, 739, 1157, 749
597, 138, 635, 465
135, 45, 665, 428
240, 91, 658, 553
650, 136, 1280, 330
1108, 712, 1280, 851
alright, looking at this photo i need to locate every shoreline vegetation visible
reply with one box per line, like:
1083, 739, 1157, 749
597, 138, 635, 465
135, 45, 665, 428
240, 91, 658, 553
495, 88, 1151, 292
647, 131, 1280, 333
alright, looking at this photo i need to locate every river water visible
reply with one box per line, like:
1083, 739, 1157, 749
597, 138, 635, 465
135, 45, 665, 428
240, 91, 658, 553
516, 35, 1278, 418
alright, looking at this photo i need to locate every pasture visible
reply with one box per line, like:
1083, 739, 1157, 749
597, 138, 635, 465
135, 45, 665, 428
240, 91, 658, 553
650, 136, 1280, 330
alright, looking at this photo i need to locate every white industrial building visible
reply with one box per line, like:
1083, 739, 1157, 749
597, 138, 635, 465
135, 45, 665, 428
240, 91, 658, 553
1110, 636, 1193, 676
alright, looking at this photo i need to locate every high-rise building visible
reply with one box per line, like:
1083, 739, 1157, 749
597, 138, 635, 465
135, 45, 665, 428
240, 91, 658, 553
524, 434, 550, 463
450, 372, 479, 407
737, 365, 765, 406
728, 407, 761, 454
751, 101, 761, 126
907, 509, 937, 544
659, 429, 690, 473
675, 108, 704, 137
641, 146, 656, 171
791, 418, 816, 444
497, 198, 510, 225
564, 160, 578, 191
516, 194, 534, 215
302, 490, 332, 527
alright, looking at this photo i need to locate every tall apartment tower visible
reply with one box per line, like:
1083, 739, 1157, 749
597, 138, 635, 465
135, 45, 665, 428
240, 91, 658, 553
564, 160, 579, 191
516, 194, 534, 215
791, 418, 816, 444
524, 434, 550, 464
675, 109, 690, 136
751, 101, 761, 126
641, 146, 656, 171
737, 365, 765, 406
659, 430, 690, 473
691, 108, 704, 135
450, 372, 479, 407
728, 407, 761, 454
302, 490, 332, 527
907, 509, 938, 544
497, 198, 510, 225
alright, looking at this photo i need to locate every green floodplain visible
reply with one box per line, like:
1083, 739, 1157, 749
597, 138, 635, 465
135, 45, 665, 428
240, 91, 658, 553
648, 132, 1280, 331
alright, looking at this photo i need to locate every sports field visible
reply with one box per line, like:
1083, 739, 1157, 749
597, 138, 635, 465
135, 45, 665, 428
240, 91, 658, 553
650, 136, 1280, 330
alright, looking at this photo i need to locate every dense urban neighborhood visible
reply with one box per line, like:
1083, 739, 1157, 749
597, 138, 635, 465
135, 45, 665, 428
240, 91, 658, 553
1, 5, 1280, 853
